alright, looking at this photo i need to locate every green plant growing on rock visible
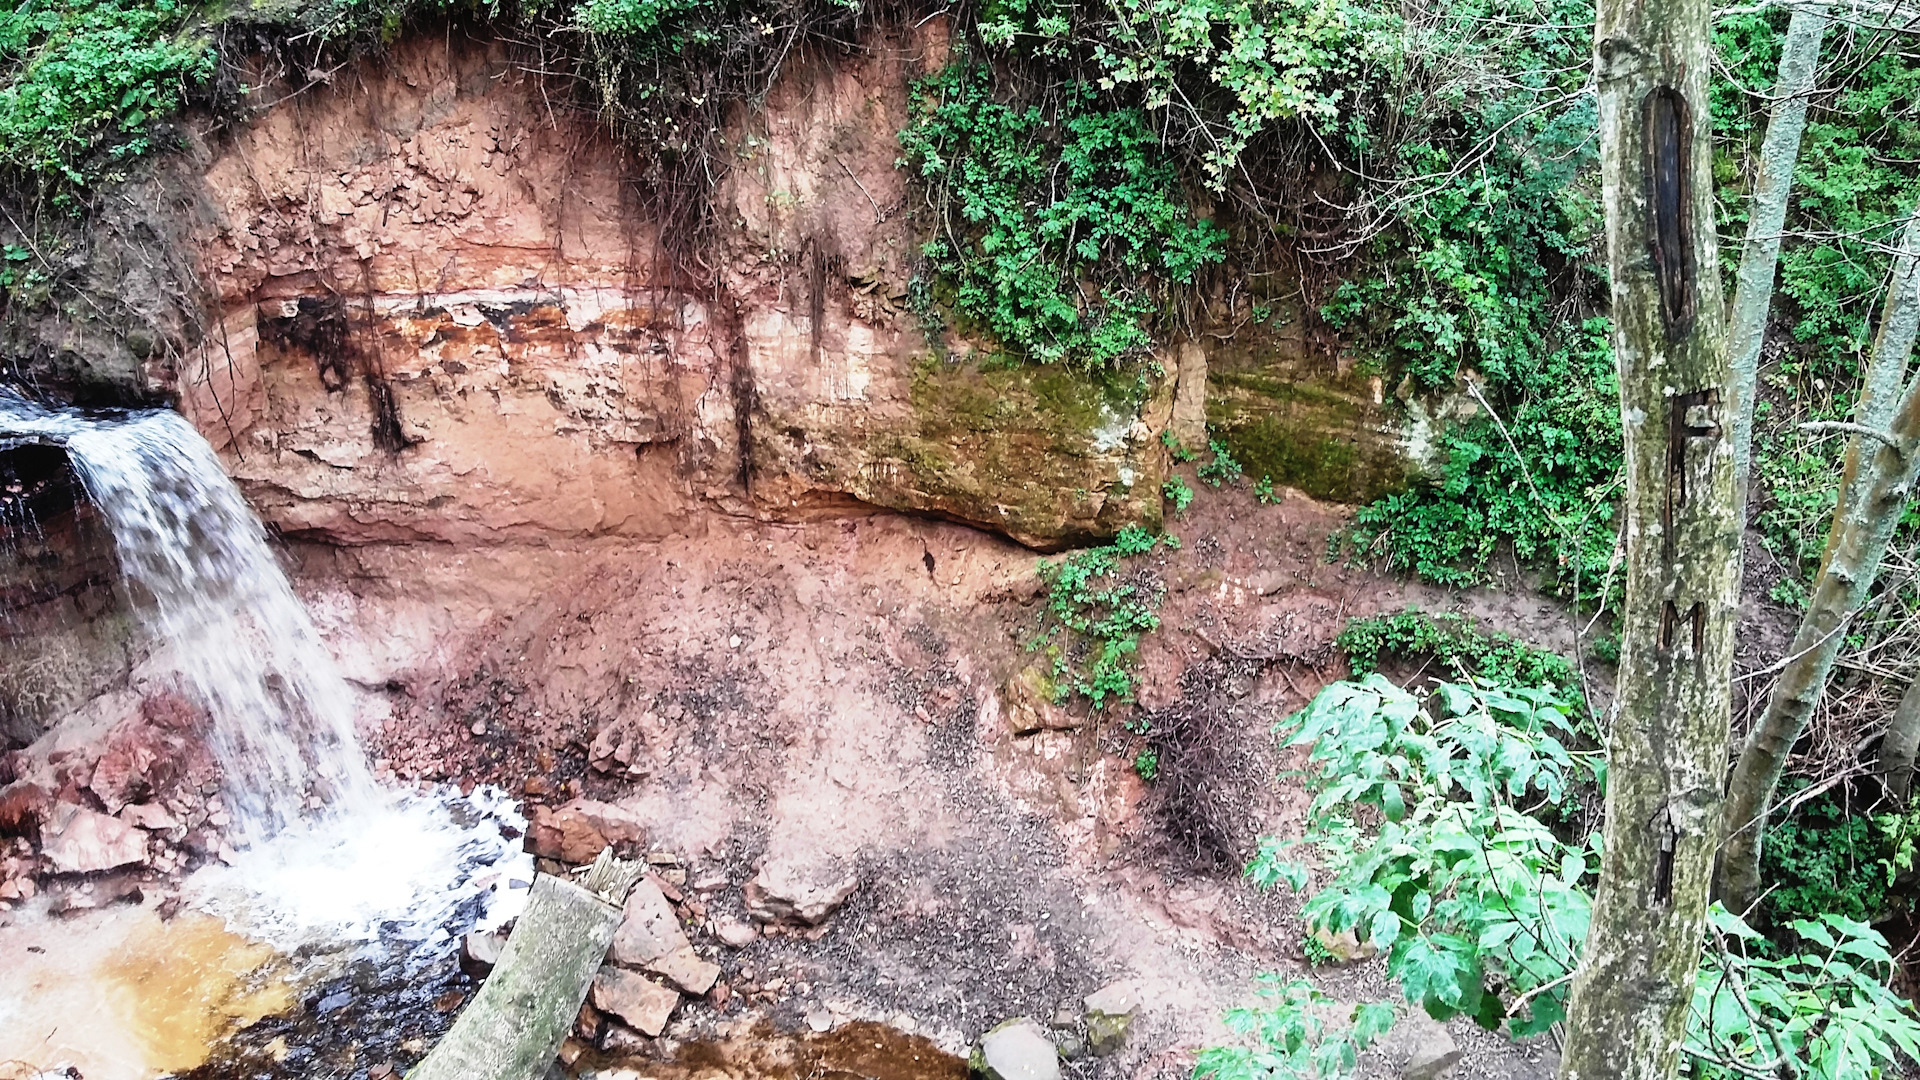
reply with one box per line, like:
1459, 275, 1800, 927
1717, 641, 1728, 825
1335, 610, 1583, 702
1032, 524, 1169, 709
1162, 475, 1194, 515
898, 61, 1225, 371
1197, 438, 1242, 487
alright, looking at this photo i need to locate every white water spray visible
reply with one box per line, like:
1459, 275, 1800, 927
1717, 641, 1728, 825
0, 389, 530, 947
1, 389, 375, 843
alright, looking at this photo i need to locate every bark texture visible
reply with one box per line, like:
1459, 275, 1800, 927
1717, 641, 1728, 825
1726, 3, 1828, 505
1557, 0, 1737, 1070
1882, 676, 1920, 805
408, 869, 633, 1080
1719, 207, 1920, 910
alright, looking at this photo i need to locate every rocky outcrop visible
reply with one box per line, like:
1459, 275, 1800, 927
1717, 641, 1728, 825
142, 29, 1168, 550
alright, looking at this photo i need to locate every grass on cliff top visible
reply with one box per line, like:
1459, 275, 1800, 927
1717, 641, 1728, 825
0, 0, 216, 190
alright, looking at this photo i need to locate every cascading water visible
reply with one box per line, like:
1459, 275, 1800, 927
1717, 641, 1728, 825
1, 388, 376, 843
0, 384, 529, 956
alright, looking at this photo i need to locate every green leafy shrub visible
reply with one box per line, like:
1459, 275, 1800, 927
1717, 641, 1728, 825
1032, 524, 1170, 708
1759, 792, 1918, 928
1229, 674, 1920, 1078
1336, 609, 1583, 700
1250, 675, 1600, 1033
1341, 319, 1622, 597
1132, 748, 1159, 781
1193, 977, 1393, 1080
898, 61, 1225, 370
0, 0, 215, 187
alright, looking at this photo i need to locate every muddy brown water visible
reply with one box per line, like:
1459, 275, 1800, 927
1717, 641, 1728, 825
0, 905, 293, 1078
575, 1021, 967, 1080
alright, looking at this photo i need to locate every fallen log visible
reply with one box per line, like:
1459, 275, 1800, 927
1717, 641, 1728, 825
408, 852, 645, 1080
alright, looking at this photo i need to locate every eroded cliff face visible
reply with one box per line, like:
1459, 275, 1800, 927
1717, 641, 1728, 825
150, 28, 1174, 549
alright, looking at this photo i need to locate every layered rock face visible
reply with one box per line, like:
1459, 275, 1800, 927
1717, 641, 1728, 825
162, 29, 1174, 549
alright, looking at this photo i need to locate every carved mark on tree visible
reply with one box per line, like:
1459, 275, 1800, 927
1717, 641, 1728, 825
1665, 388, 1721, 558
1644, 86, 1697, 341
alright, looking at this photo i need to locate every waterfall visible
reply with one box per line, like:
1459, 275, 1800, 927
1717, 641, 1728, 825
0, 389, 376, 843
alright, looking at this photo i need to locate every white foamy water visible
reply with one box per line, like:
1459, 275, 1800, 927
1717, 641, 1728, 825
1, 389, 374, 843
1, 389, 528, 948
189, 784, 533, 946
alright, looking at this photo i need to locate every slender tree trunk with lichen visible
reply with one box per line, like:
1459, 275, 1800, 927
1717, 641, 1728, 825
1882, 676, 1920, 805
1726, 2, 1829, 508
1719, 207, 1920, 911
1556, 0, 1737, 1070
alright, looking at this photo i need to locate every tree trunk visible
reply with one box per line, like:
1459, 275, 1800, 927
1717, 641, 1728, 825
410, 857, 644, 1080
1727, 3, 1829, 507
1882, 676, 1920, 805
1719, 208, 1920, 910
1556, 0, 1737, 1072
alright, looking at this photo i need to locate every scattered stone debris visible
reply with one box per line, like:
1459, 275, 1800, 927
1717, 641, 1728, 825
608, 875, 720, 995
590, 966, 679, 1037
972, 1018, 1061, 1080
744, 857, 859, 928
1082, 981, 1137, 1056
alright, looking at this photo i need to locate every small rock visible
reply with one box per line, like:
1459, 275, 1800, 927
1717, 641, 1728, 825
599, 1022, 651, 1055
972, 1018, 1060, 1080
368, 1062, 395, 1079
807, 1006, 833, 1033
609, 876, 721, 994
744, 857, 858, 927
41, 801, 148, 874
462, 928, 507, 975
118, 803, 180, 831
590, 966, 679, 1037
524, 804, 610, 865
1083, 981, 1137, 1056
714, 918, 758, 948
1312, 925, 1379, 964
524, 776, 556, 799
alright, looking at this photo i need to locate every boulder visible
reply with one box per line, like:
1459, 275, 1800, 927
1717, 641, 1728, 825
590, 967, 679, 1037
608, 876, 721, 995
525, 804, 610, 865
972, 1018, 1060, 1080
1388, 1017, 1462, 1080
41, 800, 147, 873
744, 858, 858, 927
1082, 981, 1137, 1056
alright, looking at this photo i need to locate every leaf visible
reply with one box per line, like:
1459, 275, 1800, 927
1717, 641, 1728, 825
1382, 782, 1406, 821
1351, 1002, 1395, 1048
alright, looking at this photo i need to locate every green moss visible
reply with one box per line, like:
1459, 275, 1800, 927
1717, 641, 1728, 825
1216, 415, 1367, 502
